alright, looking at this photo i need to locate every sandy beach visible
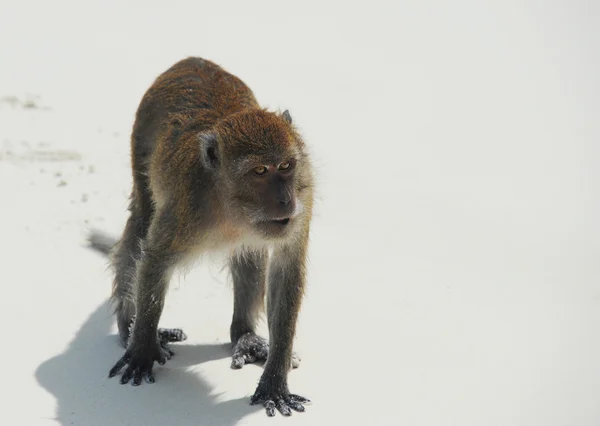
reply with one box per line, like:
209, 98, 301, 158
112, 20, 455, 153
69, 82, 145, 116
1, 1, 599, 425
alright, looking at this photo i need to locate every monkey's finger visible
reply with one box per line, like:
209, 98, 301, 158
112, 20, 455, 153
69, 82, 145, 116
286, 399, 305, 412
120, 366, 134, 384
159, 342, 176, 356
108, 358, 128, 378
160, 348, 175, 358
233, 350, 257, 369
288, 394, 311, 404
276, 399, 292, 416
231, 355, 245, 369
264, 400, 276, 417
132, 368, 143, 386
157, 348, 169, 364
143, 372, 155, 384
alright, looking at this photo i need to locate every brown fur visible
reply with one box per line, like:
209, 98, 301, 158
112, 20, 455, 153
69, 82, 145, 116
107, 57, 314, 417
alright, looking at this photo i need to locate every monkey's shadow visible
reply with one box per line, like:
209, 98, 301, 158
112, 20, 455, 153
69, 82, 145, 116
35, 300, 260, 426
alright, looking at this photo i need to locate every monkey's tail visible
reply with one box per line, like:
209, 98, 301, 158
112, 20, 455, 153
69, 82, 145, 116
87, 229, 119, 257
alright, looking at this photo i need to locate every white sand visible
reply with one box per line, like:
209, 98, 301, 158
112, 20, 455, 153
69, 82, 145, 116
1, 1, 599, 425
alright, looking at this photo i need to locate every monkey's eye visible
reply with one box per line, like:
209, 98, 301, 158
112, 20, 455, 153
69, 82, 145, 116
253, 165, 268, 175
278, 161, 291, 171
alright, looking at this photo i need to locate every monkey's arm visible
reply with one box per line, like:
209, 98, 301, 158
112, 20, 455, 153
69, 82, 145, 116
108, 211, 182, 385
250, 231, 311, 416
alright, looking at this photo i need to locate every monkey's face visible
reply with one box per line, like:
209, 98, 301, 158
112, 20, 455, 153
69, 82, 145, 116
212, 110, 311, 240
224, 154, 308, 240
242, 158, 302, 238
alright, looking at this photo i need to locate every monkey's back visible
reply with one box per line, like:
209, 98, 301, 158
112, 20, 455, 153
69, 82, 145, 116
129, 58, 258, 213
132, 57, 257, 168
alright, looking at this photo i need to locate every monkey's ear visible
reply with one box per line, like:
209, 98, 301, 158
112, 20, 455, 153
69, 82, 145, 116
199, 132, 219, 168
282, 110, 292, 124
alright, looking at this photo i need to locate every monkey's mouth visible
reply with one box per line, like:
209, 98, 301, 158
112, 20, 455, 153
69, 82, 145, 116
255, 217, 293, 236
270, 218, 290, 226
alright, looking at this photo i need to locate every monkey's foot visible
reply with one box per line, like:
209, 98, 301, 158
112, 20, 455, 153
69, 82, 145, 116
158, 328, 187, 344
108, 341, 174, 386
231, 332, 300, 369
250, 384, 310, 417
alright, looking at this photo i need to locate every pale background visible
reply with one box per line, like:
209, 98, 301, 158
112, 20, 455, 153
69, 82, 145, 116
0, 1, 598, 425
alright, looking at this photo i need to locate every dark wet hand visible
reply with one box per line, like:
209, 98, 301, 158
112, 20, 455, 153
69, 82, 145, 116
108, 340, 174, 386
250, 386, 310, 417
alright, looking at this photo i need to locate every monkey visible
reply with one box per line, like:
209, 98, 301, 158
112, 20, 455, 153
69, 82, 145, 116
106, 57, 314, 417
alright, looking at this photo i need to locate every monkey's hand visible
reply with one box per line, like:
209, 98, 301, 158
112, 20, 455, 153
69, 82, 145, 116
231, 332, 301, 369
250, 377, 310, 417
108, 340, 173, 386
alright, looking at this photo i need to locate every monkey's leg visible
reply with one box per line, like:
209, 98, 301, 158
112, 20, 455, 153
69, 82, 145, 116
229, 249, 301, 369
108, 224, 182, 386
250, 240, 310, 417
229, 248, 267, 369
111, 212, 147, 345
111, 210, 186, 347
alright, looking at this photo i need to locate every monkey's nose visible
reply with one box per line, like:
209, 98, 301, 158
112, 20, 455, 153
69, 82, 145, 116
277, 197, 295, 215
277, 190, 292, 205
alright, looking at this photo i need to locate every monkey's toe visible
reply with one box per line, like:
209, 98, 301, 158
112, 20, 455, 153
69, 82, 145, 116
158, 328, 187, 343
231, 332, 301, 369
